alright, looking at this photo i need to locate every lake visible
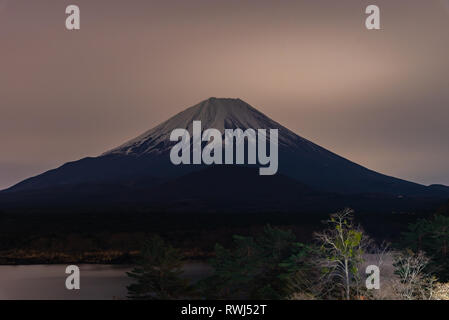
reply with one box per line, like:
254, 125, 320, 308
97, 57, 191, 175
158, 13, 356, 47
0, 262, 212, 300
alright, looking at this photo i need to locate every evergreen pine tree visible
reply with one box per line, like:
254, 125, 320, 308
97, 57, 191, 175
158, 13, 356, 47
127, 235, 190, 299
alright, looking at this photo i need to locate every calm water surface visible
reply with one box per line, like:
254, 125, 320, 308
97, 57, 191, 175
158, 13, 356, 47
0, 262, 211, 300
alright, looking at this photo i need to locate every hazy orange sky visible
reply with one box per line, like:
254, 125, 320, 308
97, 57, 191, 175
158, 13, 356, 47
0, 0, 448, 189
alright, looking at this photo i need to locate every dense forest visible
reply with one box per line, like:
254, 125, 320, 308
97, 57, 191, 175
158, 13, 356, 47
0, 201, 447, 265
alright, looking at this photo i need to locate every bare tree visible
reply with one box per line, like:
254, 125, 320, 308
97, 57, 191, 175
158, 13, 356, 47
314, 208, 370, 300
392, 250, 436, 300
370, 240, 390, 269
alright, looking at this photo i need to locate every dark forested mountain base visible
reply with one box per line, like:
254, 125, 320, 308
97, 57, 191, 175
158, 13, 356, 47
0, 206, 443, 265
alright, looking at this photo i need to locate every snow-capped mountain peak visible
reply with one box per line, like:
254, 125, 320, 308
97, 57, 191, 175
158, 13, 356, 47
104, 97, 306, 156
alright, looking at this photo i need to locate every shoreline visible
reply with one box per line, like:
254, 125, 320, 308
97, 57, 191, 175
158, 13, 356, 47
0, 249, 211, 266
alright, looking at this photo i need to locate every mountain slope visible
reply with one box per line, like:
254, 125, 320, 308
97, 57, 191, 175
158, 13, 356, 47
1, 97, 448, 211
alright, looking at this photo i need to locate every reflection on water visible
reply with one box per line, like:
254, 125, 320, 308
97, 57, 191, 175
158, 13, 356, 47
0, 262, 211, 300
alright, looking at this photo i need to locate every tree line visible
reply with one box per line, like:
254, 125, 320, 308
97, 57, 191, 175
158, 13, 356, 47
126, 208, 449, 300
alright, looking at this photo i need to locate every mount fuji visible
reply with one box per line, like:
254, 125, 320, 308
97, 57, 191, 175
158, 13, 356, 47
1, 98, 448, 212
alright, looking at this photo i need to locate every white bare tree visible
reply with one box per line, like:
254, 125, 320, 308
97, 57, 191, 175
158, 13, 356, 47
314, 208, 371, 300
392, 250, 436, 300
